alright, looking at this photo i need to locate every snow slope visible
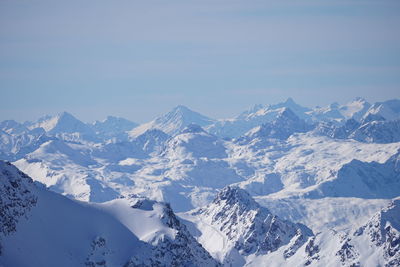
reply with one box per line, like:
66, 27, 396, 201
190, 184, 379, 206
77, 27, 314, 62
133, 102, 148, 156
0, 161, 219, 267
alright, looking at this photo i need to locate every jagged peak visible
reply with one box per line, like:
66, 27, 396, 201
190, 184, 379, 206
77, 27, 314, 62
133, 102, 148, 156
212, 186, 260, 210
356, 197, 400, 244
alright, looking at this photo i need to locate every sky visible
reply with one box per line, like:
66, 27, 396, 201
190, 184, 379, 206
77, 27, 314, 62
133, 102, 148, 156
1, 0, 400, 123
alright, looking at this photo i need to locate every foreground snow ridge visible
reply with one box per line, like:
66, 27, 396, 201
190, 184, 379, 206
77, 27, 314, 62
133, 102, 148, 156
0, 161, 219, 267
1, 166, 399, 266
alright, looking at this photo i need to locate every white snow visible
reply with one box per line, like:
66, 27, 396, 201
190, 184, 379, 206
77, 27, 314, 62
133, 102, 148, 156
1, 97, 400, 266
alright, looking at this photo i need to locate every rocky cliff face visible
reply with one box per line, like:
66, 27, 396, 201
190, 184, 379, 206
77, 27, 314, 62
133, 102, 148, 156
353, 198, 400, 266
0, 161, 37, 238
192, 186, 312, 265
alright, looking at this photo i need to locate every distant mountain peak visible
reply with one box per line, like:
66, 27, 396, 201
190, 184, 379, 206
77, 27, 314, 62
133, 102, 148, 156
242, 107, 310, 141
27, 111, 85, 133
130, 105, 215, 137
158, 105, 212, 122
93, 116, 137, 140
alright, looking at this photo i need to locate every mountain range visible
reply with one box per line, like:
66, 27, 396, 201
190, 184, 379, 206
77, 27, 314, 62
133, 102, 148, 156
1, 97, 400, 266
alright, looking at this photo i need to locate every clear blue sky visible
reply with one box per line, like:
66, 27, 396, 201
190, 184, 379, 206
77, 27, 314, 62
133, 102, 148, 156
1, 0, 400, 123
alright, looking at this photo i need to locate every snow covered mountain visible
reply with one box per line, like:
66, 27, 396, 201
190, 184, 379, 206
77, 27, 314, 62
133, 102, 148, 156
1, 120, 30, 135
0, 161, 219, 267
13, 123, 244, 211
132, 128, 170, 155
26, 112, 98, 142
10, 109, 400, 220
310, 97, 400, 127
92, 116, 138, 141
0, 120, 50, 161
7, 156, 396, 267
240, 108, 312, 142
2, 97, 400, 266
162, 124, 228, 159
315, 116, 400, 144
304, 150, 400, 199
130, 105, 215, 137
181, 186, 312, 266
207, 98, 311, 138
349, 119, 400, 143
181, 187, 399, 266
363, 99, 400, 121
307, 97, 371, 125
251, 198, 400, 267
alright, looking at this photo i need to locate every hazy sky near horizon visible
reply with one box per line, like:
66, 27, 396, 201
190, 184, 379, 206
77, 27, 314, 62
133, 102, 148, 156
1, 0, 400, 123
